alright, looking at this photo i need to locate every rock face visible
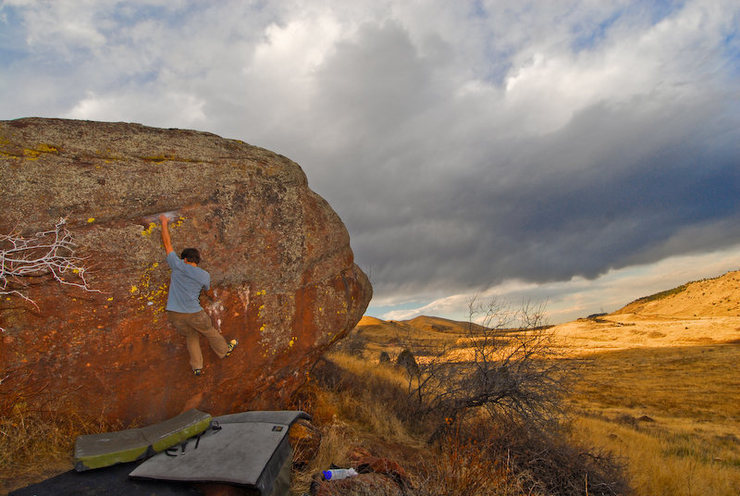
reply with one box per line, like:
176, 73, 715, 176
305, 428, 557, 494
0, 117, 371, 424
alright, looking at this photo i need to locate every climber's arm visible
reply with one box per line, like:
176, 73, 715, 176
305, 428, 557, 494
159, 215, 174, 254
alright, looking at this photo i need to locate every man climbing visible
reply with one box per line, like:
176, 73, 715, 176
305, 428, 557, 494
159, 214, 237, 376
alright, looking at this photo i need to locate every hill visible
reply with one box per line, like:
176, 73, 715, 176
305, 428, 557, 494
551, 270, 740, 354
614, 270, 740, 318
405, 315, 473, 333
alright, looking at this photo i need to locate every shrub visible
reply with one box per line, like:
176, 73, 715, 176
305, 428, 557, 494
399, 298, 567, 438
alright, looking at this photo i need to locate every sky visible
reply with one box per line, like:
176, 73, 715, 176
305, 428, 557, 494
1, 0, 739, 324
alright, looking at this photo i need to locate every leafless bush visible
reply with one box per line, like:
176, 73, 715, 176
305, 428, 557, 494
1, 218, 97, 330
406, 297, 566, 434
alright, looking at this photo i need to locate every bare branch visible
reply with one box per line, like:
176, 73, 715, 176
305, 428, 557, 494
1, 218, 99, 332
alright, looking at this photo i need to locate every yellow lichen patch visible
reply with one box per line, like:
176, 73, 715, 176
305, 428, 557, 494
21, 143, 59, 160
141, 222, 157, 236
22, 149, 41, 160
131, 262, 168, 317
36, 143, 58, 153
141, 154, 177, 163
87, 217, 95, 224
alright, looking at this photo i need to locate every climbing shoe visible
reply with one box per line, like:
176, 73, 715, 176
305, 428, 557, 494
225, 339, 238, 357
193, 368, 203, 376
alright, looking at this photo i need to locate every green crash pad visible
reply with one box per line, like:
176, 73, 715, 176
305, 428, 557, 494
74, 409, 212, 471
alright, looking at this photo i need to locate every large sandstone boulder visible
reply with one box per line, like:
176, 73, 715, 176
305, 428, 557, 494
0, 117, 371, 424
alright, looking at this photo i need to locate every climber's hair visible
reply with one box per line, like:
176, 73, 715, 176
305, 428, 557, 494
180, 248, 201, 265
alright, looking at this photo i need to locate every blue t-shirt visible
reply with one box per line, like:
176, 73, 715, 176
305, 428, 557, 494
165, 251, 210, 313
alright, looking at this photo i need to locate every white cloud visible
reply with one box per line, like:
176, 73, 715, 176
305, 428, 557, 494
65, 90, 206, 127
10, 0, 109, 53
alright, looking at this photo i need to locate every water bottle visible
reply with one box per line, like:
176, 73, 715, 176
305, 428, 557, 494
322, 468, 358, 480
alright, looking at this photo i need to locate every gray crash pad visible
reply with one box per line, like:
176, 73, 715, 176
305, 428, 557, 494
74, 409, 212, 471
129, 410, 310, 496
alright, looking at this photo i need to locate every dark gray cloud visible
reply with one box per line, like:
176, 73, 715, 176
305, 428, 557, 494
342, 96, 740, 299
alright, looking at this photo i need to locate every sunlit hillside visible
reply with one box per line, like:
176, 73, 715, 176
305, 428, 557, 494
616, 270, 740, 317
552, 271, 740, 355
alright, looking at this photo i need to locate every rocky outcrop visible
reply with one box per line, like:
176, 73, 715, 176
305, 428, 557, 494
0, 117, 371, 423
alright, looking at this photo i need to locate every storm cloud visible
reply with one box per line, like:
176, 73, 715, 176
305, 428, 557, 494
2, 0, 738, 321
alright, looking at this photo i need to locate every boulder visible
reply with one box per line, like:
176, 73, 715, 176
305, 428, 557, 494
0, 117, 371, 424
395, 349, 419, 377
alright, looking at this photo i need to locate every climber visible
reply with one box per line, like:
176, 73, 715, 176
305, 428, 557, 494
159, 214, 237, 376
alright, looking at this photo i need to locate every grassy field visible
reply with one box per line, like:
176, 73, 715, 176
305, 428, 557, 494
566, 343, 740, 496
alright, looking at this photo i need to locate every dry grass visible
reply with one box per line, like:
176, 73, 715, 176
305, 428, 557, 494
571, 416, 740, 496
568, 344, 740, 421
413, 433, 533, 496
291, 369, 528, 496
290, 417, 358, 494
566, 344, 740, 496
326, 351, 411, 391
289, 301, 740, 496
0, 401, 123, 494
551, 315, 740, 355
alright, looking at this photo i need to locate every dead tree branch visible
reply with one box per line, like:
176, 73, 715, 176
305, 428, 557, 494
0, 218, 98, 331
